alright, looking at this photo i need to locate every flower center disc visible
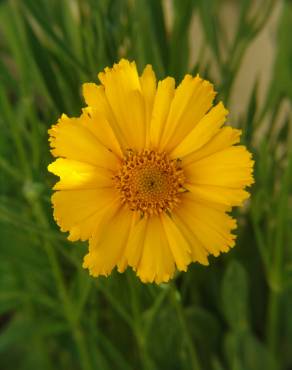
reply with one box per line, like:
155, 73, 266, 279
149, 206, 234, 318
114, 150, 185, 215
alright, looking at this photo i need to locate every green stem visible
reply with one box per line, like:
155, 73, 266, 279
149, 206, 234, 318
0, 88, 30, 178
23, 272, 52, 370
267, 289, 280, 360
0, 156, 23, 181
126, 274, 154, 370
29, 200, 92, 370
170, 283, 201, 370
96, 281, 134, 329
266, 149, 292, 364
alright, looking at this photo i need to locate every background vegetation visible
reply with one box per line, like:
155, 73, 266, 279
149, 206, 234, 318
0, 0, 291, 369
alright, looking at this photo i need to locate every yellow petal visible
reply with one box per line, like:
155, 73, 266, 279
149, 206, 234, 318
187, 183, 250, 207
99, 59, 141, 91
185, 145, 254, 188
183, 126, 241, 166
48, 114, 118, 170
119, 213, 147, 271
172, 213, 210, 265
83, 82, 105, 109
149, 77, 175, 148
175, 195, 237, 258
80, 108, 122, 158
82, 83, 128, 149
160, 75, 216, 152
52, 188, 119, 241
136, 216, 175, 284
171, 102, 228, 158
83, 206, 134, 277
48, 158, 113, 190
140, 65, 157, 147
161, 214, 192, 271
98, 59, 146, 150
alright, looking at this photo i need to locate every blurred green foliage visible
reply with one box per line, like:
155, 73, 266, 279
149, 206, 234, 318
0, 0, 291, 369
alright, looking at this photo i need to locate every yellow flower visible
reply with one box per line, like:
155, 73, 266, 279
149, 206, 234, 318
48, 59, 254, 284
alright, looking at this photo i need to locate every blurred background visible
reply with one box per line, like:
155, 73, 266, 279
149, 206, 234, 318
0, 0, 291, 369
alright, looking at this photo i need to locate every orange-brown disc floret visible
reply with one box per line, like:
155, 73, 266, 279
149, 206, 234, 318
114, 150, 185, 215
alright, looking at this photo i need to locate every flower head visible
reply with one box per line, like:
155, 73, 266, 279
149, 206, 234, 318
48, 59, 254, 283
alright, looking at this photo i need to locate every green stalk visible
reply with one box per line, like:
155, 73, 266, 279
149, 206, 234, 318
0, 88, 30, 178
126, 274, 154, 370
0, 156, 23, 181
23, 273, 52, 370
28, 199, 93, 370
170, 283, 201, 370
267, 149, 292, 364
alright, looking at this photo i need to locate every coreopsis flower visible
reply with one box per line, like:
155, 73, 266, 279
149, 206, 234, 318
48, 59, 254, 283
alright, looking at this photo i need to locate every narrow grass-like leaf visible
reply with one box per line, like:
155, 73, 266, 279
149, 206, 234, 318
168, 0, 194, 79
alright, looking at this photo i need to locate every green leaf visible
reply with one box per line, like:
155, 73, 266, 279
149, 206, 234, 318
212, 357, 226, 370
129, 0, 166, 77
168, 0, 194, 79
262, 1, 292, 115
242, 80, 259, 145
242, 333, 277, 370
224, 332, 245, 370
185, 306, 220, 345
221, 260, 249, 331
23, 16, 67, 113
196, 0, 221, 62
0, 316, 32, 353
224, 332, 277, 370
21, 0, 89, 76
